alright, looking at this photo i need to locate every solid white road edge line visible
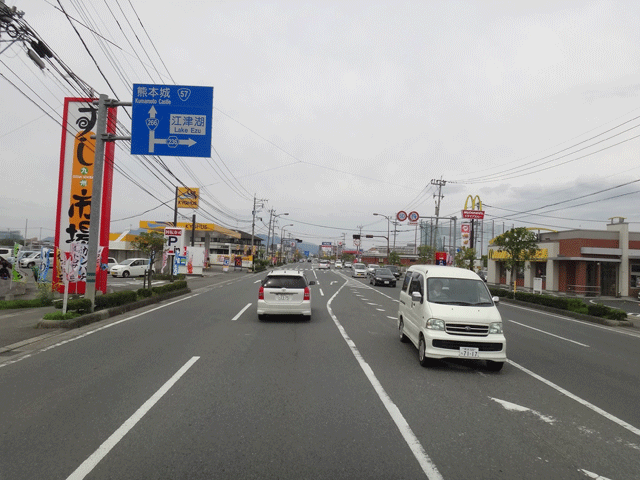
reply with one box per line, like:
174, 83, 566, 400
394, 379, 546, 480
327, 281, 443, 480
509, 359, 640, 437
507, 320, 590, 347
501, 303, 640, 338
66, 356, 200, 480
232, 303, 252, 321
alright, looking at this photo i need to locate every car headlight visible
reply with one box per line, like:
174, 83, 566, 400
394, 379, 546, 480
426, 318, 445, 330
489, 322, 503, 334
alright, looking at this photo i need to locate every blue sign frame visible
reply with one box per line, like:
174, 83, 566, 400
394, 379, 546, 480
131, 84, 213, 158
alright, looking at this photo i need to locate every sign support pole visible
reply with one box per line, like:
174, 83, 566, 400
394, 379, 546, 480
85, 96, 131, 311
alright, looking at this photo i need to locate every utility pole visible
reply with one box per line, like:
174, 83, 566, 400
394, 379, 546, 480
431, 178, 446, 250
392, 220, 399, 250
251, 195, 266, 271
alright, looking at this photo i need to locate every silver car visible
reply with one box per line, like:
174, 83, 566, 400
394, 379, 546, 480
257, 270, 316, 320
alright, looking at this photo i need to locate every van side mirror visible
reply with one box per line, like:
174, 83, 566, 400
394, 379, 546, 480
411, 291, 423, 303
492, 296, 500, 304
308, 280, 316, 286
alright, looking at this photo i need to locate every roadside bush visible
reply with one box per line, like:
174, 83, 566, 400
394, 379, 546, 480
42, 311, 81, 320
566, 298, 588, 315
0, 298, 47, 309
36, 282, 54, 306
151, 280, 187, 295
94, 290, 137, 310
587, 303, 610, 318
137, 288, 153, 298
605, 308, 627, 321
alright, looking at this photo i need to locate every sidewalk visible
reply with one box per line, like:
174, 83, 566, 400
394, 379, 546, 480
0, 266, 257, 352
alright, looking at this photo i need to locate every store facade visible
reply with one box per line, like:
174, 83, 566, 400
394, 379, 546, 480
487, 218, 640, 297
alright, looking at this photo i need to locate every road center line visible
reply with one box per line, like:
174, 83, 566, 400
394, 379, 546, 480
232, 303, 252, 321
509, 359, 640, 437
66, 356, 200, 480
508, 320, 590, 347
327, 281, 443, 479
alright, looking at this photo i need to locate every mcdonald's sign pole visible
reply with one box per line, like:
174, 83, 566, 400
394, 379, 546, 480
462, 195, 485, 269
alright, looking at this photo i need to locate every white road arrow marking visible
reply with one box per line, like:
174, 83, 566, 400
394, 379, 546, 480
490, 397, 556, 424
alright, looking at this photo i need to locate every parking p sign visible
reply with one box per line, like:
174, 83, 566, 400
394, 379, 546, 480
164, 227, 184, 255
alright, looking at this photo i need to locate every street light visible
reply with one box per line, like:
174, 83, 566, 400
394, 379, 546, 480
373, 213, 391, 262
268, 212, 289, 258
280, 224, 293, 264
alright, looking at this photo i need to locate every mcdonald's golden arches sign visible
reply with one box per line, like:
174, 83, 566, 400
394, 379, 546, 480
462, 194, 484, 219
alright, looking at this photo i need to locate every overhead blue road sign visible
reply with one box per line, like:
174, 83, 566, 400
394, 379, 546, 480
131, 84, 213, 158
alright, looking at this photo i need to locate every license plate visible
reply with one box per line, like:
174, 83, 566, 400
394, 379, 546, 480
276, 294, 289, 301
384, 281, 389, 284
459, 347, 479, 357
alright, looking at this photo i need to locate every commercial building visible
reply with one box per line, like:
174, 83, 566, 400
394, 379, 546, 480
487, 217, 640, 297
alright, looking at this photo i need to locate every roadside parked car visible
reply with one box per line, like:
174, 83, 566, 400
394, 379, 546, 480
19, 251, 54, 269
106, 257, 118, 269
398, 265, 506, 371
370, 268, 396, 287
257, 269, 316, 320
110, 258, 153, 278
352, 263, 367, 278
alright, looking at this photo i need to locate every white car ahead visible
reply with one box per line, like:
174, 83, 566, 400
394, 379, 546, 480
110, 258, 153, 278
257, 269, 316, 320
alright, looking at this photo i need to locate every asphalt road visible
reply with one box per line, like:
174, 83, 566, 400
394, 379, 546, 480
1, 265, 639, 479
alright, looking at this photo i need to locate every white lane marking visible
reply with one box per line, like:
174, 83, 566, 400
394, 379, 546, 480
490, 397, 556, 424
367, 302, 378, 306
254, 280, 261, 283
501, 303, 640, 339
580, 469, 613, 480
508, 320, 590, 347
509, 360, 640, 437
232, 303, 252, 321
0, 295, 199, 369
66, 356, 200, 480
376, 308, 385, 312
319, 288, 325, 297
327, 281, 443, 479
387, 316, 397, 320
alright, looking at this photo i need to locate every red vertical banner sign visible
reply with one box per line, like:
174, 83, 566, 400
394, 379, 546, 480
54, 98, 117, 294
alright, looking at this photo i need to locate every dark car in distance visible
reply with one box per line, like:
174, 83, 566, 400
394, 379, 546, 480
386, 265, 401, 279
369, 268, 396, 287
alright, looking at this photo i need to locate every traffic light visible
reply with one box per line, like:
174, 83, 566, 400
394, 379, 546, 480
353, 234, 360, 240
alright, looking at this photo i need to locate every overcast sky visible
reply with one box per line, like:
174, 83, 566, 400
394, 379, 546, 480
2, 0, 640, 253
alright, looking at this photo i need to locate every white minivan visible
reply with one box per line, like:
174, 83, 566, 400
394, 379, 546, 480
398, 265, 506, 371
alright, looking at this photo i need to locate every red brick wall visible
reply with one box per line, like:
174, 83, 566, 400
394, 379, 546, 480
558, 238, 619, 257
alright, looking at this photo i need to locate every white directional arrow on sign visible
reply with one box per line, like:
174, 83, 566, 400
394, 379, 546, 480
146, 107, 197, 153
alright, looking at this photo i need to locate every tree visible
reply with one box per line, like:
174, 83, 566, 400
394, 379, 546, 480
491, 227, 540, 291
131, 230, 165, 272
388, 251, 401, 265
417, 245, 434, 264
455, 248, 476, 269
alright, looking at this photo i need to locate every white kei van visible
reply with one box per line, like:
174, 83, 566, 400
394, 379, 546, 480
398, 265, 506, 371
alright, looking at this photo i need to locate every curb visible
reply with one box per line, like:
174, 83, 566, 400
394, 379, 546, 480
37, 288, 191, 329
500, 298, 636, 327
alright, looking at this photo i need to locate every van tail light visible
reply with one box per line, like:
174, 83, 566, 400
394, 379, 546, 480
258, 286, 264, 300
304, 286, 310, 300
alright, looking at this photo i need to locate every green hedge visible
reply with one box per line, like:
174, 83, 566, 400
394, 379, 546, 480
151, 280, 187, 295
54, 298, 92, 313
94, 290, 138, 310
489, 287, 627, 321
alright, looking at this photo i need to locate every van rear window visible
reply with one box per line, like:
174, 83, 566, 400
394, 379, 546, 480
263, 276, 307, 289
